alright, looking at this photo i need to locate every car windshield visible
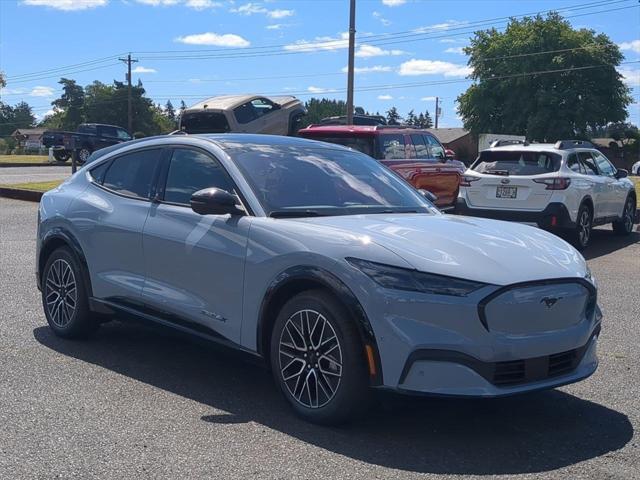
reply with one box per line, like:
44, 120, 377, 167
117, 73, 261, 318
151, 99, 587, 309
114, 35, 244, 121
472, 150, 561, 175
180, 112, 230, 133
229, 142, 433, 217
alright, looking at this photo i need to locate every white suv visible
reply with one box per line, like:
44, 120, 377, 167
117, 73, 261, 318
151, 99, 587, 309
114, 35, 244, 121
456, 140, 637, 249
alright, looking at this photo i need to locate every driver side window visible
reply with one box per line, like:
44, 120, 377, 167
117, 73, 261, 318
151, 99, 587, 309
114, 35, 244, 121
163, 149, 235, 205
593, 152, 616, 177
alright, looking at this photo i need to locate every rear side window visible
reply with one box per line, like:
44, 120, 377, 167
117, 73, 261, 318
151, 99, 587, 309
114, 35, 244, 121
89, 160, 112, 183
378, 134, 405, 160
102, 149, 162, 199
98, 126, 118, 138
180, 112, 230, 133
410, 135, 429, 158
163, 149, 235, 205
305, 136, 374, 157
578, 152, 599, 175
472, 150, 561, 175
567, 153, 585, 174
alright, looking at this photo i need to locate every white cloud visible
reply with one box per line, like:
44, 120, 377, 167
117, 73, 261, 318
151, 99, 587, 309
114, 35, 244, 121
268, 9, 293, 19
185, 0, 222, 9
175, 32, 250, 47
132, 66, 157, 73
307, 86, 336, 94
266, 24, 285, 30
284, 32, 349, 52
377, 94, 393, 100
30, 86, 55, 97
421, 96, 436, 101
619, 40, 640, 54
414, 20, 468, 34
444, 47, 465, 55
372, 10, 391, 26
382, 0, 406, 6
356, 44, 406, 58
21, 0, 107, 10
399, 59, 471, 77
619, 67, 640, 86
341, 65, 393, 73
135, 0, 179, 5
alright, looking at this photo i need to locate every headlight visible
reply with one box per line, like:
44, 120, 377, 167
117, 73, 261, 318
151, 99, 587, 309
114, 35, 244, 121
346, 258, 488, 296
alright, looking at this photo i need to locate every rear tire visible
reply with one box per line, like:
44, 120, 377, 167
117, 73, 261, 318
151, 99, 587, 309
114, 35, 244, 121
77, 147, 92, 164
612, 195, 636, 236
571, 204, 593, 250
53, 150, 70, 162
41, 247, 98, 339
270, 289, 370, 425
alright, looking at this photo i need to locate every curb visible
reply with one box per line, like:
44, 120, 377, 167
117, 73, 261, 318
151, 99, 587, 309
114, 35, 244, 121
0, 162, 69, 168
0, 187, 44, 202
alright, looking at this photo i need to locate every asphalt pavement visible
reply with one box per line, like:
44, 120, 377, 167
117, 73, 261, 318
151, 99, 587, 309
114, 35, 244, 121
0, 197, 638, 479
0, 165, 71, 185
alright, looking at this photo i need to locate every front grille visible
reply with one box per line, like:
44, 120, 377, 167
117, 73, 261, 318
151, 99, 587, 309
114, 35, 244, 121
548, 350, 579, 378
493, 359, 526, 385
492, 346, 584, 387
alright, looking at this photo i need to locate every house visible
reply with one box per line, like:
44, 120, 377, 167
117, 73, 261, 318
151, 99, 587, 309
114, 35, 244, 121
427, 128, 477, 163
591, 137, 639, 170
11, 128, 46, 151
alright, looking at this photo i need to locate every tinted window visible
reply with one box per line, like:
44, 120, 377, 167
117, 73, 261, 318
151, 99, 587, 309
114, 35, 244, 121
567, 153, 585, 174
472, 150, 561, 175
593, 152, 616, 177
180, 112, 230, 133
306, 136, 374, 157
232, 144, 432, 217
578, 152, 598, 175
89, 160, 112, 183
251, 98, 275, 117
78, 124, 96, 134
425, 135, 445, 159
102, 149, 161, 199
163, 149, 235, 205
98, 126, 118, 138
234, 102, 259, 124
378, 134, 405, 160
411, 135, 429, 158
116, 128, 132, 141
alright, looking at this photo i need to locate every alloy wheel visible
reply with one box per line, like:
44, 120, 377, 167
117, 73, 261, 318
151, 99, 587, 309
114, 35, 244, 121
45, 259, 77, 327
278, 309, 343, 409
78, 149, 91, 163
623, 199, 634, 233
579, 209, 591, 246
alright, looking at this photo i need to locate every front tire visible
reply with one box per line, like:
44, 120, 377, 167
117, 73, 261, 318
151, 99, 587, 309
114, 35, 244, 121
571, 204, 593, 250
612, 196, 636, 235
53, 150, 70, 162
42, 247, 97, 338
270, 290, 369, 425
77, 147, 92, 164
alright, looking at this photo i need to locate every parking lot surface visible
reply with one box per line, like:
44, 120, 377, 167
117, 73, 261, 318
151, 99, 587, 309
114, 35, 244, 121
0, 197, 638, 479
0, 166, 71, 185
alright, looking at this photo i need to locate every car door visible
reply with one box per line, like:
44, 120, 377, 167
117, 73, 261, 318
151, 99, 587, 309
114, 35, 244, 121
593, 151, 627, 218
233, 101, 263, 133
142, 147, 251, 344
577, 151, 610, 219
81, 148, 164, 302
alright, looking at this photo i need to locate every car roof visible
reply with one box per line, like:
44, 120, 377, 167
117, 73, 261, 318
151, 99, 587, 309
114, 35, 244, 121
483, 143, 599, 155
184, 95, 260, 112
298, 125, 434, 135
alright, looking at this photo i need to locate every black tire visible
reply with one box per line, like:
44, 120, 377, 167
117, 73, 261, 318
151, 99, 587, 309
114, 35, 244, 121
612, 195, 636, 236
77, 147, 92, 164
41, 247, 98, 338
570, 203, 593, 250
270, 289, 370, 425
53, 150, 70, 162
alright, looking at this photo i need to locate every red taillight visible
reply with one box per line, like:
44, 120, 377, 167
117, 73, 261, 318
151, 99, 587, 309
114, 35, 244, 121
533, 177, 571, 190
460, 175, 480, 187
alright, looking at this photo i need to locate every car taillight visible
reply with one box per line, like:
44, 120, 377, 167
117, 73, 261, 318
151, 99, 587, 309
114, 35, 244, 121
460, 175, 480, 187
533, 177, 571, 190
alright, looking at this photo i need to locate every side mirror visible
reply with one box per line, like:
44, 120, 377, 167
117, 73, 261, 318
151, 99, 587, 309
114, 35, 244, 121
419, 189, 438, 204
190, 188, 245, 216
615, 169, 628, 179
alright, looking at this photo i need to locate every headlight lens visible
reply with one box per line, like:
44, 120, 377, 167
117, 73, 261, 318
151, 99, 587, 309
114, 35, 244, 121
346, 258, 488, 296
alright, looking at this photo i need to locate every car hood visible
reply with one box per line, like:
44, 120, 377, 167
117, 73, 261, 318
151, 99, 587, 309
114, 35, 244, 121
291, 213, 587, 285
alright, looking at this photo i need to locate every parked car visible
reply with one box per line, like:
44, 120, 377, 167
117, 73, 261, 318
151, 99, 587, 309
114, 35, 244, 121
37, 134, 601, 424
298, 125, 464, 209
179, 95, 306, 136
456, 140, 637, 249
42, 123, 132, 163
632, 160, 640, 175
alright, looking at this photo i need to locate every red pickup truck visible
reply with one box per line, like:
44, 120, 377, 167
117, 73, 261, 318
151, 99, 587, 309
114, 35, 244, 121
297, 125, 464, 210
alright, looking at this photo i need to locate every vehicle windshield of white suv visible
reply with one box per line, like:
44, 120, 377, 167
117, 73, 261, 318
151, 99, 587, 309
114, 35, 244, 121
472, 150, 562, 176
231, 144, 432, 217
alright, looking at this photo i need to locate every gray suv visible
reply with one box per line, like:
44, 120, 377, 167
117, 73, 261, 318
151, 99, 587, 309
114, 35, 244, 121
37, 134, 601, 424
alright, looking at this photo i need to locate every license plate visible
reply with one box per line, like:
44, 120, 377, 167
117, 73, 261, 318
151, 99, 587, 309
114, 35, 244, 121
496, 186, 517, 198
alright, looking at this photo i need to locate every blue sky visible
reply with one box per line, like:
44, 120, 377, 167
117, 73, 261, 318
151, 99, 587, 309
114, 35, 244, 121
1, 0, 638, 128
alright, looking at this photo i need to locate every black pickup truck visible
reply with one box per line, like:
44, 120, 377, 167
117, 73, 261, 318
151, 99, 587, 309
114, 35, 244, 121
42, 123, 132, 163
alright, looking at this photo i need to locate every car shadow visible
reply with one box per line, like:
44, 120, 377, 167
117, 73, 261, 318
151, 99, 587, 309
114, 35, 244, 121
582, 228, 640, 261
33, 323, 633, 476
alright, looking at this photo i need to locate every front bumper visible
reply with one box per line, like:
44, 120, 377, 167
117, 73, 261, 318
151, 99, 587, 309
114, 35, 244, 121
455, 197, 575, 229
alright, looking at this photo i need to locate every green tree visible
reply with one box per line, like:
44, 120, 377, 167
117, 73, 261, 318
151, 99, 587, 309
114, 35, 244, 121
0, 101, 35, 137
0, 71, 5, 89
457, 13, 631, 141
386, 106, 402, 125
53, 78, 85, 130
301, 98, 347, 126
165, 100, 176, 123
406, 109, 417, 126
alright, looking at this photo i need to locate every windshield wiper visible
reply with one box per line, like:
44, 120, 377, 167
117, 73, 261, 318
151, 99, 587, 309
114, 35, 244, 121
269, 210, 326, 218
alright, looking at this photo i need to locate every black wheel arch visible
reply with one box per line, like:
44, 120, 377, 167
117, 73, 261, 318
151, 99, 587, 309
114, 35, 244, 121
257, 265, 383, 385
38, 228, 93, 297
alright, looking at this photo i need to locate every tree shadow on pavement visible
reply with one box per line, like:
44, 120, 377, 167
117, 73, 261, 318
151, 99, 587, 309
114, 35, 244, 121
33, 323, 633, 476
582, 229, 639, 261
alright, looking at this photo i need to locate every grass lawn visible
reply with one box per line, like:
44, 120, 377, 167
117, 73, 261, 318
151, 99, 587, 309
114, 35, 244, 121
0, 180, 63, 192
632, 176, 640, 199
0, 155, 50, 164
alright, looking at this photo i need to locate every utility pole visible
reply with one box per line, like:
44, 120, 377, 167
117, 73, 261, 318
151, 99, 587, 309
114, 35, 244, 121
346, 0, 356, 125
119, 53, 138, 134
435, 96, 439, 129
